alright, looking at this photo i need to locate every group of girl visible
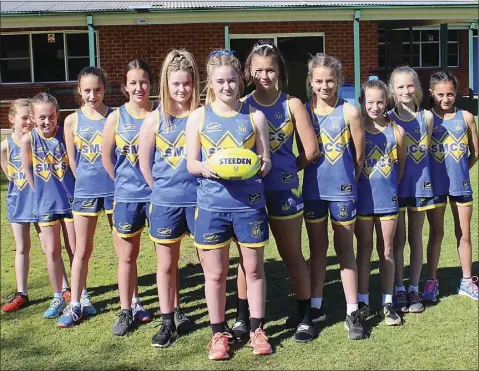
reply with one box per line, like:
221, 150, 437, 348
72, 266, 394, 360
1, 40, 477, 361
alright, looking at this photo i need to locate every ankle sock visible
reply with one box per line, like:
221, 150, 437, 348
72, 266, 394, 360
358, 293, 369, 305
408, 285, 419, 293
162, 312, 176, 329
71, 301, 81, 308
395, 285, 406, 292
53, 292, 62, 300
346, 303, 358, 316
311, 297, 322, 309
250, 317, 264, 332
236, 297, 249, 322
211, 321, 227, 335
382, 294, 393, 307
297, 298, 313, 325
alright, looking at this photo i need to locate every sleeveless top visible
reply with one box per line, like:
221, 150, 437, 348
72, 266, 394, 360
303, 98, 357, 201
430, 109, 472, 196
151, 109, 197, 206
198, 103, 265, 211
243, 92, 298, 191
73, 106, 114, 198
30, 127, 75, 215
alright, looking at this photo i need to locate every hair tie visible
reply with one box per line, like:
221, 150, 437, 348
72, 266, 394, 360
209, 49, 236, 57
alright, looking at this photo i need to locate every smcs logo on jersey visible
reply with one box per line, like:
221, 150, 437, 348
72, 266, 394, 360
268, 119, 294, 152
33, 152, 70, 182
116, 132, 140, 166
156, 130, 186, 169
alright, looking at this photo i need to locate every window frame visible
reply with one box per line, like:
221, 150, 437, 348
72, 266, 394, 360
0, 30, 100, 85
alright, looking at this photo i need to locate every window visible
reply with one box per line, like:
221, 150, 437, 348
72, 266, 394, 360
401, 29, 459, 68
0, 32, 98, 83
230, 33, 324, 102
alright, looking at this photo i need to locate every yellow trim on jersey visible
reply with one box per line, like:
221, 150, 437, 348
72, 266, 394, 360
197, 107, 206, 134
252, 91, 281, 107
450, 200, 472, 207
331, 217, 356, 226
408, 204, 437, 212
81, 106, 109, 121
211, 102, 242, 118
63, 217, 74, 223
36, 126, 59, 140
357, 215, 374, 221
238, 240, 268, 248
72, 210, 101, 216
194, 207, 199, 220
399, 207, 407, 212
10, 134, 20, 146
379, 214, 399, 221
268, 211, 304, 220
114, 226, 144, 238
38, 220, 60, 227
391, 108, 419, 123
73, 111, 79, 136
432, 107, 457, 120
304, 215, 328, 224
105, 209, 113, 215
125, 102, 154, 120
150, 233, 185, 244
195, 237, 234, 250
432, 202, 448, 208
249, 105, 257, 137
314, 96, 338, 116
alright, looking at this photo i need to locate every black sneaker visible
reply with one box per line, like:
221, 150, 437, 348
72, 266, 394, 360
293, 322, 315, 343
174, 308, 195, 334
151, 322, 177, 348
358, 301, 370, 321
311, 306, 326, 323
407, 291, 424, 313
393, 291, 409, 313
231, 319, 250, 342
344, 310, 366, 340
112, 309, 133, 336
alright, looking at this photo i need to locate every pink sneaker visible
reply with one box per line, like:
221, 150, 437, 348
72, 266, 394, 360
247, 328, 273, 355
208, 332, 232, 360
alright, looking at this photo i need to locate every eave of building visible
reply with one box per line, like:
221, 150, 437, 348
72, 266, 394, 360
0, 6, 477, 29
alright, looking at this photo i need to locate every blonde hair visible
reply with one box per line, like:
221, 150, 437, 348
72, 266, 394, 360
8, 99, 31, 128
204, 50, 243, 104
30, 92, 59, 115
159, 49, 200, 124
388, 66, 423, 108
307, 54, 344, 104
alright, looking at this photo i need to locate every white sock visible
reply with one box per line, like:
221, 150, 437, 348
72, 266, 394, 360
81, 289, 88, 297
382, 294, 393, 307
311, 297, 323, 309
71, 301, 81, 308
132, 296, 141, 304
462, 277, 471, 282
358, 293, 369, 305
346, 303, 358, 316
53, 293, 63, 300
408, 285, 419, 293
395, 285, 406, 292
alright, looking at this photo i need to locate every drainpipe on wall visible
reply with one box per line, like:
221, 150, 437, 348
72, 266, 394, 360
354, 10, 361, 102
224, 23, 230, 50
87, 14, 96, 67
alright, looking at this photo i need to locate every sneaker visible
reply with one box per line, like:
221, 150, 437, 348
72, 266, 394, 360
311, 306, 327, 323
293, 322, 315, 343
174, 307, 194, 334
43, 298, 66, 319
132, 300, 151, 323
344, 310, 366, 340
231, 319, 250, 342
393, 290, 409, 313
80, 294, 97, 316
208, 332, 232, 360
457, 277, 479, 300
112, 309, 133, 336
62, 288, 71, 302
56, 305, 82, 328
2, 292, 29, 313
422, 279, 439, 303
247, 328, 273, 355
382, 303, 401, 326
407, 291, 424, 313
151, 322, 177, 348
358, 301, 370, 321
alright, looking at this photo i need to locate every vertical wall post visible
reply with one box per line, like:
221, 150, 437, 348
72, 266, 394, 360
440, 23, 448, 71
87, 15, 96, 67
354, 10, 361, 102
224, 24, 230, 50
469, 22, 477, 93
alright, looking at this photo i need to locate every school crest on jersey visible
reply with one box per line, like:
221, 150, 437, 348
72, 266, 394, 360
155, 130, 186, 169
115, 132, 140, 166
405, 132, 428, 164
33, 152, 69, 182
74, 131, 103, 165
318, 126, 351, 164
362, 145, 397, 179
268, 119, 294, 153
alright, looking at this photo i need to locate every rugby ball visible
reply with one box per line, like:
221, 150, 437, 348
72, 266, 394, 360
207, 148, 261, 181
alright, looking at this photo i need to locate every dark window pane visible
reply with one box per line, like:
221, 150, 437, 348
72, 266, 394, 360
402, 30, 420, 42
447, 30, 459, 41
413, 55, 420, 67
66, 33, 91, 57
422, 30, 439, 42
413, 44, 420, 54
403, 43, 410, 54
378, 29, 385, 43
448, 42, 458, 55
378, 44, 385, 68
68, 57, 90, 80
1, 34, 29, 58
447, 54, 459, 67
32, 33, 65, 82
1, 59, 31, 82
422, 43, 440, 67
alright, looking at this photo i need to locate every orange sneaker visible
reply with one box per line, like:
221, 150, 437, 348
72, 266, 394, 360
207, 332, 232, 360
247, 328, 273, 355
2, 292, 29, 313
62, 288, 71, 302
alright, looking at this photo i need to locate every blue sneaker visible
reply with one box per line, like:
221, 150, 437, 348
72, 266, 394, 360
57, 305, 82, 327
132, 300, 151, 323
80, 294, 97, 316
43, 298, 66, 319
457, 277, 479, 300
422, 279, 439, 303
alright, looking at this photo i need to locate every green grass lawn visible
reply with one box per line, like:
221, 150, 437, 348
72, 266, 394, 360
1, 151, 478, 370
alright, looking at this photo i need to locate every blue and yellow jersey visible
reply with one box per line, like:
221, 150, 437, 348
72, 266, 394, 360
430, 109, 472, 196
30, 127, 75, 215
5, 135, 36, 221
243, 92, 298, 191
389, 108, 434, 198
73, 106, 114, 198
151, 109, 197, 206
358, 122, 399, 214
198, 103, 265, 211
113, 103, 157, 202
303, 98, 357, 201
